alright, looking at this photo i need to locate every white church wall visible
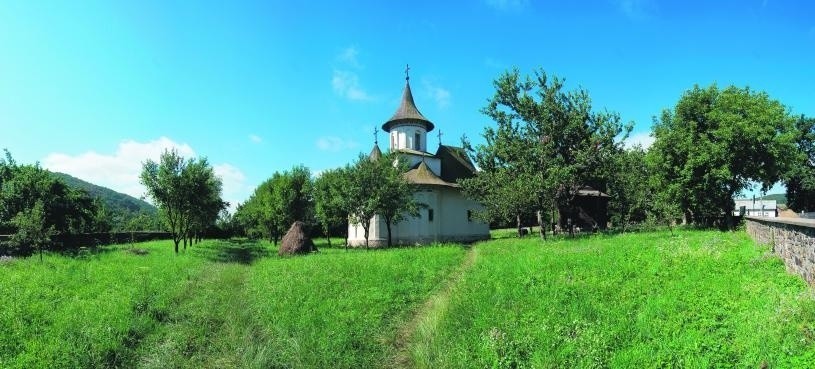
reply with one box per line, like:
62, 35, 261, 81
389, 123, 427, 151
437, 187, 490, 242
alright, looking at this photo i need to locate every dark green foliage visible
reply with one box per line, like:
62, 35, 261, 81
650, 84, 797, 228
313, 167, 351, 246
139, 149, 226, 253
462, 68, 630, 237
785, 115, 815, 212
235, 165, 313, 245
0, 150, 107, 255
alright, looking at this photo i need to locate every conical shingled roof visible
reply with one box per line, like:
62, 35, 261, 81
382, 80, 435, 133
403, 161, 458, 187
368, 144, 382, 161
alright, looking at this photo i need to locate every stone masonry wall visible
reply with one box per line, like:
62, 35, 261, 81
745, 217, 815, 284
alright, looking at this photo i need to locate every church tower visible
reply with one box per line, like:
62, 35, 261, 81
382, 65, 434, 153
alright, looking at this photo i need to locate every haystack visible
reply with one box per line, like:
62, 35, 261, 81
278, 221, 317, 256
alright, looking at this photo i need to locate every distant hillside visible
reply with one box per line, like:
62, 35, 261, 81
52, 172, 157, 215
759, 193, 787, 205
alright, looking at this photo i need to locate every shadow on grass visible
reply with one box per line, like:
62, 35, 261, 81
193, 239, 270, 264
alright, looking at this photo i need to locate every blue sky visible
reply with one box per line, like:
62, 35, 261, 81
1, 0, 813, 208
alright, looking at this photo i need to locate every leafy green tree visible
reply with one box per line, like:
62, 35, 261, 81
464, 68, 629, 237
1, 150, 105, 255
375, 152, 420, 247
607, 146, 651, 232
240, 165, 313, 245
651, 84, 797, 229
313, 167, 351, 247
785, 115, 815, 212
346, 155, 381, 249
140, 149, 225, 253
8, 201, 55, 261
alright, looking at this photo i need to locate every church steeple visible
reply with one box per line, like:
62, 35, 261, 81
381, 65, 435, 134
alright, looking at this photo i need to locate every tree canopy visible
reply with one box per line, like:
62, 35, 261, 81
462, 68, 630, 237
140, 149, 226, 253
650, 84, 797, 228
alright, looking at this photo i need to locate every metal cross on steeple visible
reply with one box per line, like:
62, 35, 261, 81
437, 130, 443, 147
373, 126, 379, 145
405, 64, 410, 81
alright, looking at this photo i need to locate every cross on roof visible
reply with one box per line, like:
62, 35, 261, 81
437, 130, 443, 146
373, 126, 379, 145
405, 64, 410, 81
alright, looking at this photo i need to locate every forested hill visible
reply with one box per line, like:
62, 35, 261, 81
52, 172, 157, 215
760, 193, 787, 205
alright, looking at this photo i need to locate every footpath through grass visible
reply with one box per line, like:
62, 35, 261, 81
0, 239, 466, 368
411, 230, 815, 368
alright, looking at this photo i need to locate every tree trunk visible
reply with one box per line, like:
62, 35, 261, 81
516, 214, 523, 238
536, 210, 546, 240
325, 228, 332, 247
173, 239, 180, 254
385, 217, 393, 248
363, 224, 370, 250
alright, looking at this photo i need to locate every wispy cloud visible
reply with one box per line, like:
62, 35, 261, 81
249, 134, 262, 143
316, 136, 359, 152
623, 131, 655, 149
42, 136, 248, 213
337, 46, 361, 68
422, 79, 451, 109
615, 0, 657, 20
332, 70, 372, 101
485, 0, 529, 12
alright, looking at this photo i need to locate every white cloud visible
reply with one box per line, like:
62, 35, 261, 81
316, 136, 359, 152
337, 46, 361, 68
422, 79, 451, 109
485, 0, 529, 12
249, 134, 262, 143
42, 137, 248, 213
623, 131, 655, 149
332, 70, 372, 101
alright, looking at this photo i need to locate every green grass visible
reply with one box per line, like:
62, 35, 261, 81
2, 230, 814, 368
413, 230, 815, 368
0, 240, 465, 368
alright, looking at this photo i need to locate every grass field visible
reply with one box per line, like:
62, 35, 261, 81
1, 230, 814, 368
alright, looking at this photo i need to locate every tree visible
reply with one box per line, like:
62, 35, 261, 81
785, 115, 815, 212
346, 155, 382, 249
7, 201, 55, 261
650, 84, 797, 229
375, 152, 420, 247
239, 165, 313, 245
313, 167, 351, 247
140, 149, 225, 253
606, 146, 651, 232
1, 150, 104, 255
463, 68, 629, 237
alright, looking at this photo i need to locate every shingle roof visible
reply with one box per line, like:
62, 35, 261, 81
435, 145, 477, 183
368, 144, 382, 161
403, 161, 458, 187
382, 80, 435, 133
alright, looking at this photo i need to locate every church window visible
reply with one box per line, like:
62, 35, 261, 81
467, 210, 472, 222
415, 132, 421, 150
428, 208, 434, 222
391, 132, 395, 149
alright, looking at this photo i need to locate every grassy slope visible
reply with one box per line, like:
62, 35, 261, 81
415, 230, 815, 368
0, 240, 465, 368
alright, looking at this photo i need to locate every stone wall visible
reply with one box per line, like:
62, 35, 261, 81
745, 216, 815, 284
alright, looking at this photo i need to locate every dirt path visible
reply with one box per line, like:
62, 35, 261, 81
389, 245, 480, 368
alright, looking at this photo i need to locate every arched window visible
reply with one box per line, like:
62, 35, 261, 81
391, 132, 395, 149
415, 132, 421, 151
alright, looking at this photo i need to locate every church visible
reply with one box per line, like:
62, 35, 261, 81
347, 69, 490, 247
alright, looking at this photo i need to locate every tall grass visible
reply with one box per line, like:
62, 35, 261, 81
414, 230, 815, 368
